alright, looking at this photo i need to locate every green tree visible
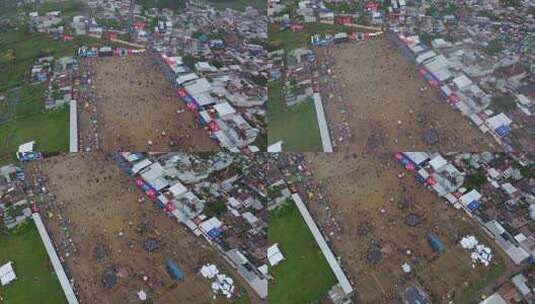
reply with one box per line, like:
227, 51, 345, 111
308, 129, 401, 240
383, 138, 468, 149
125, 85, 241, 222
0, 49, 15, 64
490, 95, 516, 112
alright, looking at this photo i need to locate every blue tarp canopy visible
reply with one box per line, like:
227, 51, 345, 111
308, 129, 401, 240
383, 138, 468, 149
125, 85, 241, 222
197, 116, 208, 125
207, 228, 223, 239
424, 73, 437, 82
415, 174, 426, 183
166, 259, 184, 281
467, 200, 480, 210
183, 95, 194, 104
427, 233, 446, 254
18, 152, 43, 162
496, 125, 509, 137
156, 198, 165, 208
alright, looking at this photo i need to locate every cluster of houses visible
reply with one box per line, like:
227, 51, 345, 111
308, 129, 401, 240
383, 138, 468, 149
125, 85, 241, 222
28, 3, 133, 43
116, 152, 268, 299
395, 151, 535, 303
268, 0, 534, 152
387, 0, 534, 151
20, 1, 269, 151
146, 2, 268, 150
483, 270, 535, 304
268, 0, 390, 28
45, 56, 78, 109
270, 0, 357, 25
87, 0, 140, 21
28, 10, 64, 37
29, 54, 79, 109
71, 15, 107, 39
271, 47, 316, 106
269, 0, 384, 43
30, 56, 54, 84
392, 31, 530, 151
0, 163, 32, 230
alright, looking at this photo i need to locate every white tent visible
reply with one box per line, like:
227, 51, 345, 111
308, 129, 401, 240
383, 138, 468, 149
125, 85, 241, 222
176, 73, 199, 86
429, 154, 448, 171
131, 159, 152, 174
169, 182, 188, 198
137, 290, 147, 301
199, 217, 222, 234
18, 141, 35, 154
0, 262, 16, 286
214, 102, 236, 117
485, 113, 512, 131
267, 141, 283, 152
267, 243, 285, 266
453, 75, 472, 90
460, 189, 482, 207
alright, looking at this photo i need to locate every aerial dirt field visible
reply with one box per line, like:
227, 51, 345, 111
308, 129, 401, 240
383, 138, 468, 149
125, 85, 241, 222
316, 38, 500, 153
80, 55, 217, 152
26, 154, 244, 304
299, 152, 512, 303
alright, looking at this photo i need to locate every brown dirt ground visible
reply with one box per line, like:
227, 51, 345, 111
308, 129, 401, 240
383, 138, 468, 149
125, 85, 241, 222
300, 152, 513, 303
26, 153, 246, 304
317, 37, 501, 153
87, 55, 218, 152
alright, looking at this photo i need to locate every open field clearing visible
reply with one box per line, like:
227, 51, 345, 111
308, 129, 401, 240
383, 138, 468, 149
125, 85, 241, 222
0, 221, 66, 304
268, 201, 336, 304
318, 38, 500, 153
267, 81, 322, 151
26, 154, 242, 304
80, 55, 217, 152
300, 153, 510, 303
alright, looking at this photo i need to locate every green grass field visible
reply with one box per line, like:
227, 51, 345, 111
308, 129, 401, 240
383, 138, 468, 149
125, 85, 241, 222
268, 201, 337, 304
0, 82, 69, 165
209, 0, 265, 11
0, 105, 69, 164
267, 22, 362, 151
0, 31, 104, 91
0, 29, 104, 161
0, 221, 66, 304
267, 80, 322, 151
1, 0, 82, 18
269, 22, 356, 53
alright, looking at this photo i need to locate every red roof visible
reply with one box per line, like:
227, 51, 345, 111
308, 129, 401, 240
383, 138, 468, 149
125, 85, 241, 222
133, 21, 145, 30
290, 24, 304, 32
208, 121, 220, 132
146, 189, 156, 199
165, 202, 176, 212
419, 68, 427, 76
177, 89, 187, 97
367, 2, 379, 10
448, 94, 460, 103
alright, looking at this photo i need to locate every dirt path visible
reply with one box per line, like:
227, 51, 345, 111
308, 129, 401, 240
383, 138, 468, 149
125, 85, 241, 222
317, 38, 500, 153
